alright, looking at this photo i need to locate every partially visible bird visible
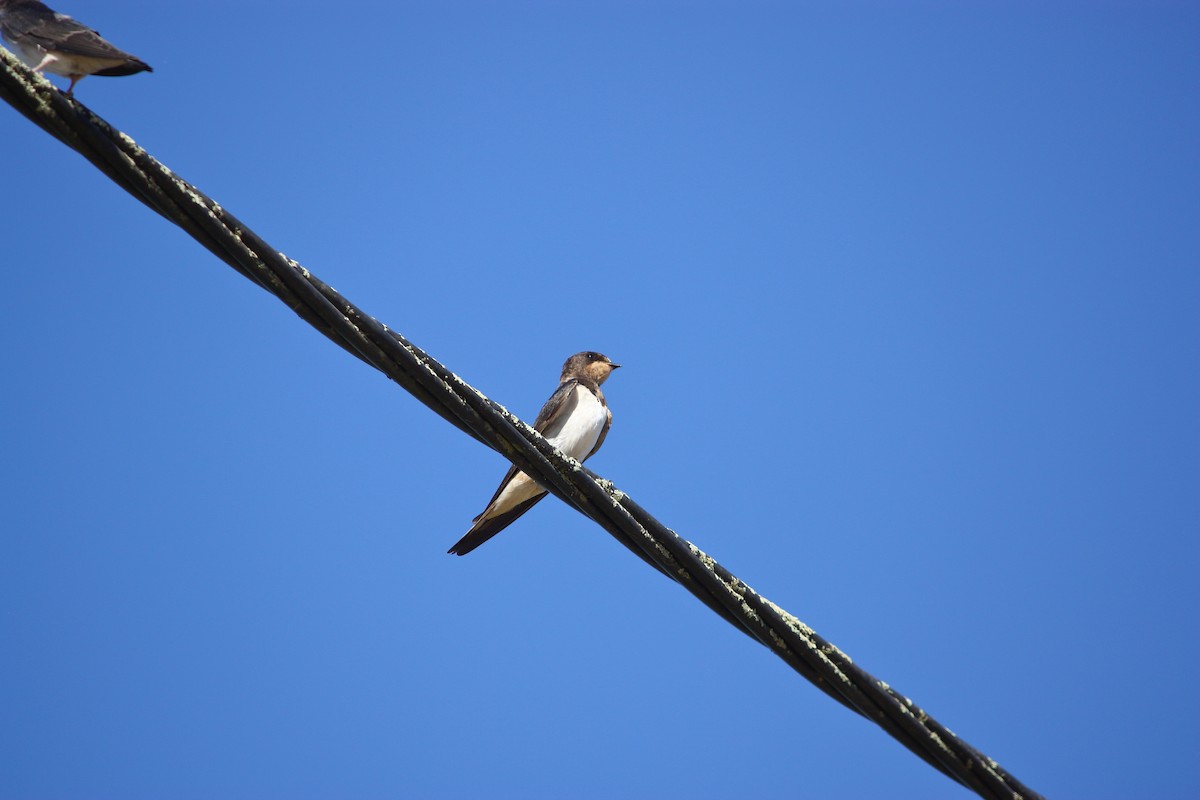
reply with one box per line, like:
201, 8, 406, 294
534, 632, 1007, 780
448, 351, 621, 557
0, 0, 151, 96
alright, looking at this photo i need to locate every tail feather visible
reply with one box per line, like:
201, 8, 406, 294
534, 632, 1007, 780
93, 59, 153, 77
447, 494, 547, 556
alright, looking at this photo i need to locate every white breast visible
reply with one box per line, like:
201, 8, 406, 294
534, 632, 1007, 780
544, 385, 608, 462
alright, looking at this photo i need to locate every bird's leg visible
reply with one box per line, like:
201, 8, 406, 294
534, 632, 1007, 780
31, 52, 54, 73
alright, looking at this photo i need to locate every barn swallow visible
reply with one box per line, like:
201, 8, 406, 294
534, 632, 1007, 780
448, 351, 620, 556
0, 0, 151, 96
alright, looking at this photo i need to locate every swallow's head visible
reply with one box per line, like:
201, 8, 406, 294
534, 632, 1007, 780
563, 351, 620, 385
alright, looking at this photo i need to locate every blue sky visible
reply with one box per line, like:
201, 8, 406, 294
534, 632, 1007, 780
2, 2, 1198, 798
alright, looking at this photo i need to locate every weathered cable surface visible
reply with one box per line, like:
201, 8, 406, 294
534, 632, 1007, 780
0, 49, 1043, 800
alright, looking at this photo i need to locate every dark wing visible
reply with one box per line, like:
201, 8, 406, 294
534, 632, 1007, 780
529, 378, 579, 433
468, 462, 522, 521
91, 58, 151, 77
0, 3, 54, 43
470, 378, 577, 511
446, 492, 547, 556
8, 7, 141, 62
446, 379, 578, 556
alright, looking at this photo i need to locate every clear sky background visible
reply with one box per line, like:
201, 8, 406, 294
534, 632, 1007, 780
2, 2, 1197, 799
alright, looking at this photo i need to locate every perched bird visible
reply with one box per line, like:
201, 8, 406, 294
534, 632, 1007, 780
0, 0, 151, 96
448, 351, 620, 557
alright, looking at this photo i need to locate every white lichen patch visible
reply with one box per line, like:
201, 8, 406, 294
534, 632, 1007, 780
822, 642, 852, 663
2, 51, 52, 105
925, 731, 951, 753
595, 479, 625, 502
738, 600, 762, 626
763, 600, 817, 639
689, 545, 715, 570
450, 373, 492, 405
175, 181, 211, 210
287, 260, 312, 279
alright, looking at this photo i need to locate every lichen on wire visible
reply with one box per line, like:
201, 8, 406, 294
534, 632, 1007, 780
0, 48, 1043, 800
